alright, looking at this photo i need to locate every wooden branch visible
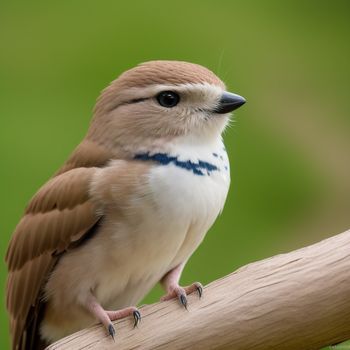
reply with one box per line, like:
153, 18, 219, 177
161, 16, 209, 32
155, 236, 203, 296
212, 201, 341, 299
47, 229, 350, 350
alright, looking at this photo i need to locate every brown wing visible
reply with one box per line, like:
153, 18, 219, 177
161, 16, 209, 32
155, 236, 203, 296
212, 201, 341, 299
5, 140, 113, 350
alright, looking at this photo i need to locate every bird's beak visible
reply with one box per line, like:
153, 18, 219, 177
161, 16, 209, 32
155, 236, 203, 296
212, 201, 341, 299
213, 91, 246, 114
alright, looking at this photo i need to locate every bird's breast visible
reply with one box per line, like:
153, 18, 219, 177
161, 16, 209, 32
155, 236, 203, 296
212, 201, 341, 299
144, 147, 230, 265
98, 146, 230, 295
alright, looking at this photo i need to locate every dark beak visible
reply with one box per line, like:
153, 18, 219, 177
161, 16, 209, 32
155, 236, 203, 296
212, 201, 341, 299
214, 91, 246, 114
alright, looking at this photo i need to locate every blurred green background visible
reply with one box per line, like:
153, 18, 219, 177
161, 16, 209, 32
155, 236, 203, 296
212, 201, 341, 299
1, 1, 349, 348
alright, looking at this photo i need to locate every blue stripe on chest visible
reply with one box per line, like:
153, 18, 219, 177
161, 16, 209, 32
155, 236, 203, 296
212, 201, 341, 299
134, 152, 219, 176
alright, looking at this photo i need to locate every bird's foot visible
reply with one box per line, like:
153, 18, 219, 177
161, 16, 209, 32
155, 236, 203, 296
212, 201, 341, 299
85, 295, 141, 341
105, 306, 141, 340
160, 282, 203, 309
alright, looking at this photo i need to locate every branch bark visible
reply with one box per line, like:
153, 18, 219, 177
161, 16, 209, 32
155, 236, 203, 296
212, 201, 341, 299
47, 229, 350, 350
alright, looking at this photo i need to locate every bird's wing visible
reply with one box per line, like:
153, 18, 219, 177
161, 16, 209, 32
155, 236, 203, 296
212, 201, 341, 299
5, 140, 113, 350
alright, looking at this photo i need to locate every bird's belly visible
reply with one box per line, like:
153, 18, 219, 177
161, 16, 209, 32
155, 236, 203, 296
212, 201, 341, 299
146, 164, 230, 264
94, 163, 230, 308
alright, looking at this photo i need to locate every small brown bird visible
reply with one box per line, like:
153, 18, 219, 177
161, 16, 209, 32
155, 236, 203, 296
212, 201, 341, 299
5, 60, 245, 349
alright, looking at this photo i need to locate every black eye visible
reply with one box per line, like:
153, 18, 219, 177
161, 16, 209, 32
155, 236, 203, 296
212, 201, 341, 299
156, 91, 180, 108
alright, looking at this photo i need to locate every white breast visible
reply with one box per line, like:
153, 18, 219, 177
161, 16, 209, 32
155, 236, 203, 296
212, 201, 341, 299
146, 138, 230, 267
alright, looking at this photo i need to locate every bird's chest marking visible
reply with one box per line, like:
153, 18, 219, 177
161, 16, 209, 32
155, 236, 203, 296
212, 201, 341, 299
134, 152, 222, 176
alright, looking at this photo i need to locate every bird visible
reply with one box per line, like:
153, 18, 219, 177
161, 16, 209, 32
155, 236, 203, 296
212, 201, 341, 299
5, 60, 245, 349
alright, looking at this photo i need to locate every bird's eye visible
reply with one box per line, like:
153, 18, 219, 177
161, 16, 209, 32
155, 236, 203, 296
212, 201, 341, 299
156, 91, 180, 108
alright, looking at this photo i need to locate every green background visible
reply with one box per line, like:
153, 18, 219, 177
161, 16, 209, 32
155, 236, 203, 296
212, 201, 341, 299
1, 1, 349, 348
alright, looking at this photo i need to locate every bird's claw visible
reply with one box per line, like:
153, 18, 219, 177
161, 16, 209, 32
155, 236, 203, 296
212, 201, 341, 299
133, 310, 141, 328
108, 323, 116, 341
179, 293, 188, 310
161, 282, 203, 309
105, 306, 141, 339
195, 282, 203, 298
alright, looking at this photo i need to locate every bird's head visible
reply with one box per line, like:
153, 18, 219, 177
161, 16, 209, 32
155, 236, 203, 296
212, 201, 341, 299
88, 61, 245, 153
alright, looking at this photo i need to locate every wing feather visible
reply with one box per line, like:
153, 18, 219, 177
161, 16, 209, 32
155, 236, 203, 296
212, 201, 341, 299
6, 171, 98, 271
5, 140, 113, 350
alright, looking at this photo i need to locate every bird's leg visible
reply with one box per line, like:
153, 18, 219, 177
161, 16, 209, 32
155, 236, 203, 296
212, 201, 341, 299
160, 263, 203, 309
85, 293, 141, 340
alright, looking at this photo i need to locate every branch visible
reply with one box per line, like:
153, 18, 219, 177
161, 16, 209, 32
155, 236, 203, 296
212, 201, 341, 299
47, 229, 350, 350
